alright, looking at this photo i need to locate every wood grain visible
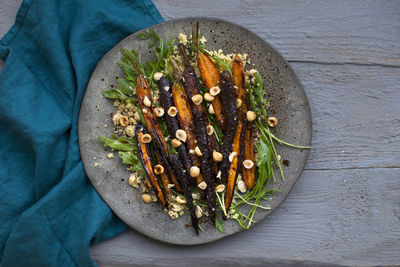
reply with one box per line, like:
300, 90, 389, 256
153, 0, 400, 67
91, 168, 400, 266
290, 63, 400, 170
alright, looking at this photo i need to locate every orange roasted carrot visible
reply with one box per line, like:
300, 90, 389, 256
136, 75, 182, 193
172, 82, 205, 187
136, 123, 167, 206
233, 52, 255, 190
224, 122, 245, 216
197, 51, 226, 131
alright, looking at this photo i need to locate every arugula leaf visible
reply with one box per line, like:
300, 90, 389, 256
215, 217, 225, 233
102, 89, 122, 99
99, 135, 137, 152
118, 151, 141, 166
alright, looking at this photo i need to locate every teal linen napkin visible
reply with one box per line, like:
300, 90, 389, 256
0, 0, 163, 265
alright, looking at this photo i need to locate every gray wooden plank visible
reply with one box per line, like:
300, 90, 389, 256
153, 0, 400, 67
90, 168, 400, 266
290, 62, 400, 170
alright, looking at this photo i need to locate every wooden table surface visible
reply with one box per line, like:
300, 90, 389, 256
1, 0, 399, 266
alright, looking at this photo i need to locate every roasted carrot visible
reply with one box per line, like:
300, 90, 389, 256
136, 123, 167, 206
179, 45, 216, 224
233, 52, 255, 190
224, 122, 245, 217
137, 75, 182, 193
197, 51, 226, 131
219, 71, 239, 184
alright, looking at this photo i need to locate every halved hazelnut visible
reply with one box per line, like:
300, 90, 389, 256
176, 196, 186, 204
249, 69, 258, 76
190, 166, 200, 177
210, 86, 220, 96
141, 134, 152, 143
267, 116, 278, 127
194, 146, 202, 156
171, 139, 182, 148
167, 106, 177, 117
154, 164, 164, 175
154, 107, 164, 117
215, 184, 225, 193
143, 96, 152, 107
119, 116, 129, 126
208, 104, 215, 114
197, 181, 207, 190
237, 180, 247, 193
246, 111, 256, 122
204, 93, 214, 102
206, 125, 214, 135
153, 72, 163, 81
189, 149, 195, 154
229, 151, 237, 162
142, 108, 148, 114
195, 205, 203, 218
213, 151, 223, 162
191, 94, 203, 105
236, 98, 242, 108
175, 129, 187, 142
164, 86, 170, 91
243, 159, 254, 169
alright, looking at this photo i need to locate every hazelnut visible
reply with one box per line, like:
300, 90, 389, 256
176, 196, 186, 204
164, 86, 170, 91
141, 134, 152, 143
206, 125, 214, 135
215, 184, 225, 193
194, 146, 202, 156
142, 194, 152, 203
213, 151, 223, 162
236, 98, 242, 108
229, 151, 237, 162
154, 164, 164, 175
208, 104, 215, 114
171, 139, 182, 148
210, 86, 221, 96
175, 129, 187, 142
267, 116, 278, 127
191, 94, 203, 105
167, 106, 178, 117
167, 184, 175, 189
243, 159, 254, 169
189, 149, 195, 154
204, 93, 214, 102
153, 72, 163, 81
143, 96, 152, 107
128, 174, 137, 187
119, 116, 129, 126
246, 111, 256, 122
197, 181, 207, 190
154, 107, 164, 117
249, 69, 258, 76
142, 108, 148, 114
237, 180, 247, 193
195, 205, 203, 218
216, 170, 222, 179
190, 166, 200, 177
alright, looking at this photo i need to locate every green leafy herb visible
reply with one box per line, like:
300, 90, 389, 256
215, 217, 225, 233
118, 151, 140, 165
98, 135, 137, 152
117, 78, 134, 97
102, 89, 123, 99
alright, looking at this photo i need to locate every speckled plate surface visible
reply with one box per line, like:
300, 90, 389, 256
78, 17, 312, 245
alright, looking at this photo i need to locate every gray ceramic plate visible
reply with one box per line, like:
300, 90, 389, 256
78, 17, 312, 245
